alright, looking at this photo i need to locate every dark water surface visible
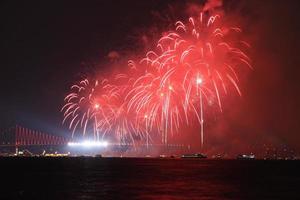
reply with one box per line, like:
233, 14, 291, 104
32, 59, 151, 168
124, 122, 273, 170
0, 158, 299, 200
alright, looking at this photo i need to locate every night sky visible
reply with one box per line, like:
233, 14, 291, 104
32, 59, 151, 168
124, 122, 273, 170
1, 0, 300, 152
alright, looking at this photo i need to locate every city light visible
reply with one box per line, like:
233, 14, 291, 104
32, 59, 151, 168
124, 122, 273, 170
68, 140, 109, 147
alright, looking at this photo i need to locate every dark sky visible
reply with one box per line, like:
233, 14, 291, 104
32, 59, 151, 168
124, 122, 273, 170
0, 0, 170, 132
0, 0, 299, 151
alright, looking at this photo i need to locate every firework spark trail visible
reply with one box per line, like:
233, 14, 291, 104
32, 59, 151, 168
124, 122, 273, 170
62, 11, 251, 147
133, 12, 251, 146
61, 79, 100, 139
102, 74, 148, 144
178, 13, 251, 147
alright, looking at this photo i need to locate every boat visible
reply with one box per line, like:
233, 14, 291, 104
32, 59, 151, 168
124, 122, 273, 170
170, 155, 178, 158
181, 153, 207, 158
212, 154, 223, 159
236, 154, 255, 160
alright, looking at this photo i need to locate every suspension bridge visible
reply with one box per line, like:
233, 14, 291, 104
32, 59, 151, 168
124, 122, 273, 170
0, 125, 69, 147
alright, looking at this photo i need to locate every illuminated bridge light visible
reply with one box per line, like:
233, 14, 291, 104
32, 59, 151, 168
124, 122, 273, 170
67, 141, 109, 147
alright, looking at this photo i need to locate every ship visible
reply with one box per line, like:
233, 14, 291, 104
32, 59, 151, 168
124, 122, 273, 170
236, 154, 255, 160
181, 153, 207, 158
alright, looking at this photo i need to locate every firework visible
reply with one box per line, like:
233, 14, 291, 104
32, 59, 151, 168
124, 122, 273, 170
136, 12, 251, 145
62, 11, 251, 147
62, 79, 98, 138
98, 73, 147, 144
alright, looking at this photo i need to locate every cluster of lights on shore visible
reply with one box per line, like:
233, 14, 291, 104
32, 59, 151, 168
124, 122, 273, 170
62, 10, 251, 147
